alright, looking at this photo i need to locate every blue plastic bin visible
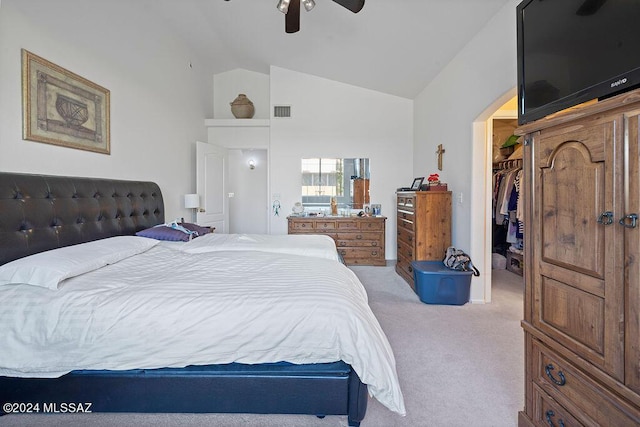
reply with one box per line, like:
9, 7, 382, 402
411, 261, 473, 305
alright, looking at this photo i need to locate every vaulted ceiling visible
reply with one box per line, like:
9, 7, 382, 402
150, 0, 512, 99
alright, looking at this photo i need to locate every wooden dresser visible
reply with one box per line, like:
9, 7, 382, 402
287, 216, 386, 266
517, 89, 640, 426
395, 191, 452, 289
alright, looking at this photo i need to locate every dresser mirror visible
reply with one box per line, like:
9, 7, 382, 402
301, 158, 370, 213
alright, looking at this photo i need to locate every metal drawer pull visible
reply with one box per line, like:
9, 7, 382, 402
596, 211, 613, 225
619, 213, 638, 228
356, 235, 362, 239
544, 364, 566, 386
545, 410, 565, 427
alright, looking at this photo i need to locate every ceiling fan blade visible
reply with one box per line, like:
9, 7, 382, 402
285, 0, 300, 33
332, 0, 365, 13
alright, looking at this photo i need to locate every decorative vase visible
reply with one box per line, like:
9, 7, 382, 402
230, 94, 255, 119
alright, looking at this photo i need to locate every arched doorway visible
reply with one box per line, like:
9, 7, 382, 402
470, 88, 517, 303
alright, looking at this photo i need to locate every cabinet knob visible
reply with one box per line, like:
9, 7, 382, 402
597, 211, 614, 225
619, 213, 638, 228
356, 235, 362, 240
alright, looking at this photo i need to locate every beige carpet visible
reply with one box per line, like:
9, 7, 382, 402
0, 267, 524, 427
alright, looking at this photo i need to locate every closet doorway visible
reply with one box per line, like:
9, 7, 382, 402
470, 90, 518, 303
490, 111, 523, 278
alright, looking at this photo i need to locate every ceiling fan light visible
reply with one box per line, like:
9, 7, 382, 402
303, 0, 316, 12
277, 0, 290, 14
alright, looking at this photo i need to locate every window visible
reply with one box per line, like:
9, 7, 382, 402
301, 158, 344, 200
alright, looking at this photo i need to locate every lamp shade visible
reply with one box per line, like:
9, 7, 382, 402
184, 194, 200, 209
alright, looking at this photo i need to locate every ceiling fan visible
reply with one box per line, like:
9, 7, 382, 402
277, 0, 365, 33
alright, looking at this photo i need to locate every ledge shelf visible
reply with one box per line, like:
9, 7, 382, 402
205, 119, 270, 128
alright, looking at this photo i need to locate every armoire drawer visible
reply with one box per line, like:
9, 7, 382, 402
532, 384, 582, 427
532, 340, 640, 426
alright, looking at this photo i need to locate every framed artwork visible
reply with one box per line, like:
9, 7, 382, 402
22, 49, 110, 154
410, 177, 424, 191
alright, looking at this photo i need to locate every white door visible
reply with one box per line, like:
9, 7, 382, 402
196, 141, 229, 233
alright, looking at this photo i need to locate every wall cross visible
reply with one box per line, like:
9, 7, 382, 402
436, 144, 445, 171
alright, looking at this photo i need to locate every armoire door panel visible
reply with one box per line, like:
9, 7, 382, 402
539, 141, 605, 278
539, 276, 605, 355
531, 115, 625, 381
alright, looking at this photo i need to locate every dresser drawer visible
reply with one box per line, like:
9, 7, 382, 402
395, 255, 414, 289
335, 233, 382, 248
360, 220, 384, 231
339, 247, 384, 265
532, 384, 583, 427
397, 218, 415, 233
397, 227, 414, 247
314, 220, 337, 231
397, 195, 415, 208
397, 208, 414, 221
290, 221, 315, 231
334, 220, 359, 230
397, 238, 413, 261
532, 340, 640, 426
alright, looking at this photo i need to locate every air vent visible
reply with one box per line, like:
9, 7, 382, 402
273, 105, 291, 118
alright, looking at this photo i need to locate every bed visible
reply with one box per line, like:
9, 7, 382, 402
0, 172, 405, 425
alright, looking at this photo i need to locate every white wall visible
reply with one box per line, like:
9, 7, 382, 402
413, 0, 520, 302
0, 0, 212, 221
270, 66, 413, 260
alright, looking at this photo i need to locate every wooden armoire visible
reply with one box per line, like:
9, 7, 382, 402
517, 89, 640, 426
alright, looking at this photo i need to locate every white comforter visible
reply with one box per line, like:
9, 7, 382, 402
0, 245, 405, 415
173, 233, 341, 262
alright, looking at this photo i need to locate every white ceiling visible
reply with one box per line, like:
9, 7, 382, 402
149, 0, 513, 99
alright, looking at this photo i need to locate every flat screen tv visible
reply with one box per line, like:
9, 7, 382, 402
517, 0, 640, 125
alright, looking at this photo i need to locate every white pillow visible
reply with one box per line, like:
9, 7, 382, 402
0, 236, 159, 290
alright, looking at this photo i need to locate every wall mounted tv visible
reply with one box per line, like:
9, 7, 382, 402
517, 0, 640, 125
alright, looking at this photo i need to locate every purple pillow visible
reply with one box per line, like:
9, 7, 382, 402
136, 226, 193, 242
181, 223, 213, 235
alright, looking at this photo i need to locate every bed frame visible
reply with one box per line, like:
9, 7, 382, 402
0, 172, 368, 426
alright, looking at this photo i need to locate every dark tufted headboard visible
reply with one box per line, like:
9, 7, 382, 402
0, 172, 164, 265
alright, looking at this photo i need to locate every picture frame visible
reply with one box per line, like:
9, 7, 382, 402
22, 49, 110, 154
410, 177, 424, 191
